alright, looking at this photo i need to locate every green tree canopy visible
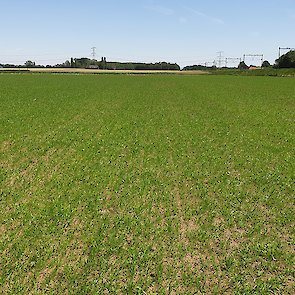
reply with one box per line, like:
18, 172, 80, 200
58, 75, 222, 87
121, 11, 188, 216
262, 60, 272, 68
275, 51, 295, 68
238, 61, 249, 70
24, 60, 36, 67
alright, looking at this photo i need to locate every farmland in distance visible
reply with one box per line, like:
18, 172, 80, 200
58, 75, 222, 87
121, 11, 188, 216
1, 74, 294, 294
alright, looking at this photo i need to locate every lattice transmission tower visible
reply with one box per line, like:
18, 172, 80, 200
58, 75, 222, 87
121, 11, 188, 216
91, 47, 97, 60
216, 51, 225, 68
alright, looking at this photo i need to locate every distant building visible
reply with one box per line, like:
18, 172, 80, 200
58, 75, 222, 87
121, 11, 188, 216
249, 66, 261, 70
87, 65, 99, 69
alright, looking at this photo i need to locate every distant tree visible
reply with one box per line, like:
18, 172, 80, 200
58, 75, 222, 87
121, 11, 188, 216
25, 60, 36, 67
75, 58, 92, 68
99, 57, 107, 69
275, 51, 295, 68
54, 60, 71, 68
90, 59, 99, 66
262, 60, 272, 68
2, 63, 19, 68
64, 60, 71, 67
238, 61, 249, 70
182, 64, 207, 71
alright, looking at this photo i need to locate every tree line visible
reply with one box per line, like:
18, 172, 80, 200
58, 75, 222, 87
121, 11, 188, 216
58, 57, 180, 70
183, 51, 295, 71
1, 51, 294, 70
0, 57, 180, 71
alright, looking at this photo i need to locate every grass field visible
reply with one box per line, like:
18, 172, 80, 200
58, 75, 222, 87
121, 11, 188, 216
209, 68, 295, 77
1, 74, 294, 294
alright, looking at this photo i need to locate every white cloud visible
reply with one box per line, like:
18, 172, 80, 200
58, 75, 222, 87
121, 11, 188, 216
184, 6, 224, 24
146, 5, 174, 15
180, 17, 187, 23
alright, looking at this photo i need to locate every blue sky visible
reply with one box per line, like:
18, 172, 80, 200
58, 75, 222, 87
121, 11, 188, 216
1, 0, 295, 68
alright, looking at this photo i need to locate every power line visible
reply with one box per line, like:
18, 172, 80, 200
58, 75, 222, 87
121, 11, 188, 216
243, 54, 263, 66
225, 57, 241, 67
278, 47, 295, 58
0, 50, 89, 57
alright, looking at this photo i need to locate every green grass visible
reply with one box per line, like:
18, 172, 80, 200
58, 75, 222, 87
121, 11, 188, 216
1, 74, 295, 294
209, 68, 295, 77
